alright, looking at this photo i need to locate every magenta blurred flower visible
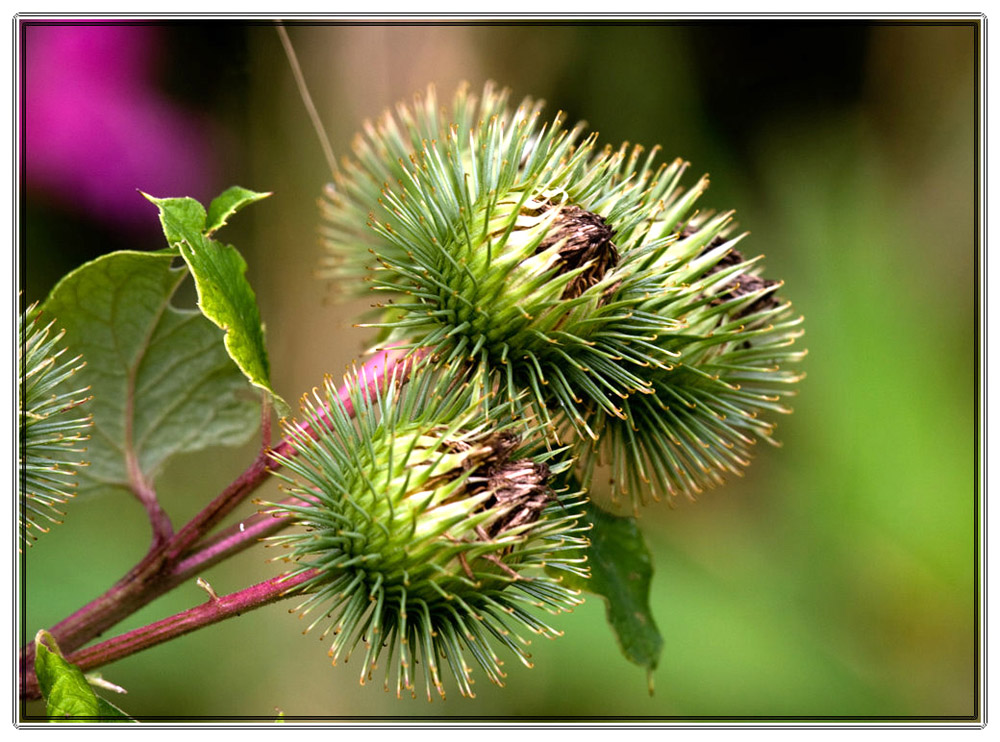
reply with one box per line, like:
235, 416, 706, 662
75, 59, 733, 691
24, 24, 218, 227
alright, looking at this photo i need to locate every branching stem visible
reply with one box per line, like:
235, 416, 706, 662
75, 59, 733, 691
22, 570, 317, 701
20, 345, 422, 701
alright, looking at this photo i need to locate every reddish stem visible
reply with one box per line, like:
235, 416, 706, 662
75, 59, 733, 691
22, 570, 317, 701
20, 346, 422, 697
172, 496, 313, 579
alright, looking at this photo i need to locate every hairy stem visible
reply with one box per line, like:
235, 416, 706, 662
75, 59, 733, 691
22, 570, 316, 701
20, 346, 420, 695
172, 495, 313, 579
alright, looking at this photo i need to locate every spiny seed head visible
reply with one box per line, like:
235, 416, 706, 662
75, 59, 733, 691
320, 81, 805, 511
18, 303, 92, 550
265, 363, 588, 700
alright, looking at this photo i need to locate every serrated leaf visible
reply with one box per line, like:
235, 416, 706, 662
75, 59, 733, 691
561, 500, 663, 690
206, 186, 271, 235
144, 191, 288, 415
34, 631, 134, 722
146, 195, 207, 246
42, 250, 259, 499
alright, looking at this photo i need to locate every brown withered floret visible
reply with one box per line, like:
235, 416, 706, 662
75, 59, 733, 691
480, 457, 552, 538
444, 432, 555, 580
725, 273, 780, 318
689, 228, 780, 320
537, 205, 619, 300
463, 432, 552, 537
440, 431, 554, 537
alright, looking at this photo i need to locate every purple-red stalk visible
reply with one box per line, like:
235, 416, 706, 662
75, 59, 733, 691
21, 346, 422, 701
23, 570, 317, 701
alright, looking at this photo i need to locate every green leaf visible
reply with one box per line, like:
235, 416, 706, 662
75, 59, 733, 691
34, 631, 134, 722
561, 500, 663, 691
147, 195, 207, 246
42, 251, 260, 499
143, 191, 288, 415
94, 697, 133, 720
206, 186, 271, 235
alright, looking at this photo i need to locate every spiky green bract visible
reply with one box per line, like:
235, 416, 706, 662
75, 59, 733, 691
579, 235, 807, 506
320, 82, 805, 509
18, 304, 92, 549
265, 364, 589, 700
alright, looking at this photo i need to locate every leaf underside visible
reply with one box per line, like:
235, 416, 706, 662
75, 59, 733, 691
42, 250, 259, 498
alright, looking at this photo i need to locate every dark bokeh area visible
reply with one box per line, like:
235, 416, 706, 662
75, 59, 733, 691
20, 19, 979, 719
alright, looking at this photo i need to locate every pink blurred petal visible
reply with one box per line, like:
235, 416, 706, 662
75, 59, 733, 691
24, 23, 218, 227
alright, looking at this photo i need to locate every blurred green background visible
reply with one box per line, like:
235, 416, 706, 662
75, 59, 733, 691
21, 19, 979, 720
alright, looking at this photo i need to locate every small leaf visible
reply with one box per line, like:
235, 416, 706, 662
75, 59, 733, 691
206, 186, 271, 235
94, 697, 134, 720
560, 500, 663, 691
43, 251, 260, 499
145, 194, 206, 246
144, 191, 288, 415
34, 631, 134, 722
35, 631, 100, 719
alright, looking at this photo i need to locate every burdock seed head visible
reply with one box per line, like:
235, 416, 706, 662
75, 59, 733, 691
18, 303, 92, 550
265, 362, 589, 700
320, 81, 805, 511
